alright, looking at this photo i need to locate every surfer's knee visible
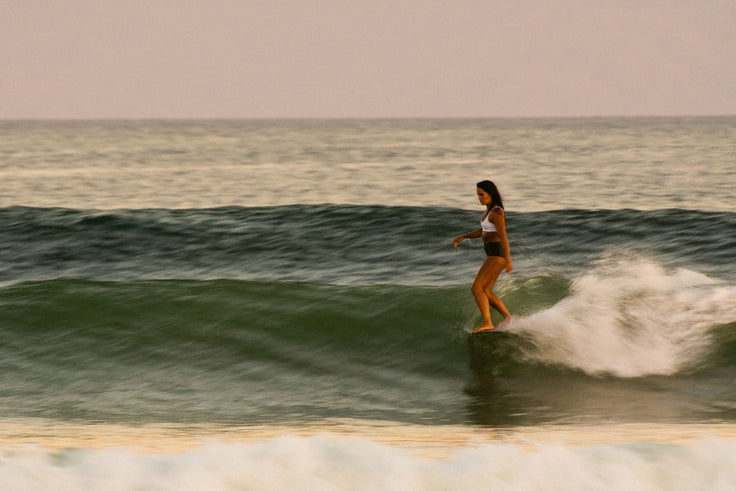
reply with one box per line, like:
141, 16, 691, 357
470, 281, 483, 295
471, 281, 493, 299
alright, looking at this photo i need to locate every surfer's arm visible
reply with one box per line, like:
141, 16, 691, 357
452, 229, 482, 247
492, 208, 513, 272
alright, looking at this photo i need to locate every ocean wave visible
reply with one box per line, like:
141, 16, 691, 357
1, 205, 734, 285
0, 279, 474, 424
0, 278, 478, 402
2, 265, 734, 384
1, 265, 735, 425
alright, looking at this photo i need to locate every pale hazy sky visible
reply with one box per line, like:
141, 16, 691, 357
3, 0, 735, 119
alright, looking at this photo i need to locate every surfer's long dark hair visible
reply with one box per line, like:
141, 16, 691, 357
477, 180, 504, 210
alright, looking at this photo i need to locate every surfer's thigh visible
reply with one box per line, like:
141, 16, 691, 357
473, 257, 506, 289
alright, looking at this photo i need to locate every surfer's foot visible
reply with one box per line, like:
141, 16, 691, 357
496, 316, 514, 328
472, 323, 494, 334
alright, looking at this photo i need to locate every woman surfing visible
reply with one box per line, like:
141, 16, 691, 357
452, 180, 513, 333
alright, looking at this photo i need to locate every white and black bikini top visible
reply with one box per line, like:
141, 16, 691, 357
481, 206, 503, 233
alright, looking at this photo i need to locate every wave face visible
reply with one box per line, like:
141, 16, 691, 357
1, 205, 736, 426
0, 279, 472, 424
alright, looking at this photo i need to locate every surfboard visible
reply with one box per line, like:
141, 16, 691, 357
472, 328, 504, 334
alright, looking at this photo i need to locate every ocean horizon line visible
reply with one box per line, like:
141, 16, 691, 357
3, 114, 736, 123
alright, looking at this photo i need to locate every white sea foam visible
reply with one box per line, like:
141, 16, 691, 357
514, 259, 736, 377
2, 435, 736, 491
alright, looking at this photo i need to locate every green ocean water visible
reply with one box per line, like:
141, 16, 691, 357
1, 205, 735, 427
1, 118, 735, 489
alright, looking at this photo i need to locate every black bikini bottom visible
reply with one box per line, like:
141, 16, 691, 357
483, 241, 504, 258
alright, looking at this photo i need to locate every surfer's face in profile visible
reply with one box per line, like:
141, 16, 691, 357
477, 188, 492, 206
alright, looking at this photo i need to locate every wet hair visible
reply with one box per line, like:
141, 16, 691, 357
476, 180, 504, 209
